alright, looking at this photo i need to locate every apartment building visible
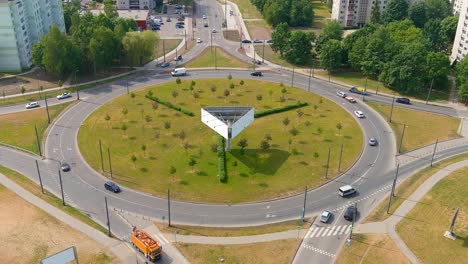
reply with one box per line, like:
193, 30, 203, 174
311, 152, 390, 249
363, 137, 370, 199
117, 0, 154, 10
332, 0, 385, 27
453, 0, 464, 15
451, 0, 468, 62
0, 0, 65, 72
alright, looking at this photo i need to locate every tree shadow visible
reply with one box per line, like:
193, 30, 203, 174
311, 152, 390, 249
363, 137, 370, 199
230, 148, 290, 175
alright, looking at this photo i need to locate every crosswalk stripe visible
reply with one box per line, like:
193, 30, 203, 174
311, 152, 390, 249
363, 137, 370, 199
344, 225, 352, 234
321, 227, 331, 237
337, 225, 347, 235
333, 225, 342, 236
314, 227, 325, 237
309, 227, 319, 238
326, 226, 336, 236
305, 228, 313, 238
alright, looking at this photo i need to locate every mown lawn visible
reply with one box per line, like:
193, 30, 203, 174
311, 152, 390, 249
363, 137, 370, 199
156, 38, 182, 58
176, 239, 300, 264
0, 102, 73, 154
185, 47, 249, 68
78, 79, 363, 203
397, 166, 468, 263
368, 102, 459, 153
229, 0, 262, 19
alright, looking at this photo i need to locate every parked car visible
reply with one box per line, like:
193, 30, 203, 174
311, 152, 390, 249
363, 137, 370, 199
105, 181, 121, 193
212, 28, 217, 33
57, 92, 72, 100
60, 162, 71, 172
253, 39, 263, 43
250, 71, 263, 76
396, 97, 411, 104
369, 137, 378, 146
174, 55, 183, 61
336, 91, 346, 98
152, 25, 160, 30
175, 5, 183, 9
166, 17, 171, 22
26, 102, 40, 109
266, 39, 272, 43
354, 110, 365, 118
175, 24, 184, 29
349, 86, 368, 95
241, 39, 252, 43
196, 38, 202, 43
344, 206, 357, 221
252, 59, 261, 65
160, 62, 170, 68
178, 17, 185, 21
202, 14, 207, 19
163, 5, 168, 14
320, 210, 332, 223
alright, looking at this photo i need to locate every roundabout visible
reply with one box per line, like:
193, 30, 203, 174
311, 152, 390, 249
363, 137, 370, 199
78, 79, 363, 203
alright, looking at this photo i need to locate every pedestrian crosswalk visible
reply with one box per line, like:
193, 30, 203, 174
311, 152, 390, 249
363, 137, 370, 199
305, 225, 351, 239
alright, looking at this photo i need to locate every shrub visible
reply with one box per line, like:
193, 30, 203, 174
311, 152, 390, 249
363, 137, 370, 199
255, 102, 308, 118
217, 136, 227, 183
145, 94, 194, 117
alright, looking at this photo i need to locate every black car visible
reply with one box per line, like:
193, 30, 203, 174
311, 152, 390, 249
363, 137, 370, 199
60, 162, 71, 172
241, 39, 252, 43
266, 39, 273, 43
250, 71, 263, 76
104, 181, 121, 193
344, 206, 357, 221
396, 97, 411, 104
174, 55, 183, 61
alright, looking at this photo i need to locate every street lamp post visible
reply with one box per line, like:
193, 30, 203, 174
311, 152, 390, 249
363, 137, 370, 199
75, 69, 80, 100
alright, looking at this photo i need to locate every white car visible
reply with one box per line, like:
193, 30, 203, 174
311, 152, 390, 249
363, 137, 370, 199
202, 15, 207, 19
212, 28, 217, 33
354, 110, 365, 118
320, 210, 332, 223
26, 101, 40, 109
336, 91, 346, 98
196, 38, 202, 43
57, 92, 72, 100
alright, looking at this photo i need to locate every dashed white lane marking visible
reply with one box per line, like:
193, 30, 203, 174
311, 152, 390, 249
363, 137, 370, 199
302, 244, 336, 258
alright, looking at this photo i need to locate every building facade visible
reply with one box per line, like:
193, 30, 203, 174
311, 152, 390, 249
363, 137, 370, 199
332, 0, 387, 27
451, 0, 468, 62
0, 0, 65, 72
117, 0, 154, 10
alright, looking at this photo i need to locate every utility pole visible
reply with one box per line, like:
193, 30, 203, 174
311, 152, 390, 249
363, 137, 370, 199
387, 183, 394, 214
107, 147, 113, 179
325, 147, 331, 179
210, 32, 213, 50
175, 48, 178, 65
426, 78, 434, 104
312, 59, 315, 78
430, 139, 439, 167
224, 0, 227, 28
389, 96, 395, 123
392, 163, 400, 197
34, 124, 42, 157
99, 140, 104, 172
398, 123, 406, 153
214, 47, 217, 70
350, 203, 357, 239
302, 186, 307, 221
291, 65, 295, 88
338, 143, 344, 172
35, 160, 45, 194
308, 68, 312, 93
75, 69, 80, 100
167, 189, 171, 227
58, 165, 66, 206
163, 39, 166, 62
253, 51, 256, 71
44, 95, 51, 124
184, 29, 187, 50
328, 58, 331, 82
105, 196, 111, 237
262, 41, 265, 63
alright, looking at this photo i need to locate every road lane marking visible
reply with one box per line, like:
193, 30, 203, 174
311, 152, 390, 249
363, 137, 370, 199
302, 244, 336, 258
326, 226, 336, 236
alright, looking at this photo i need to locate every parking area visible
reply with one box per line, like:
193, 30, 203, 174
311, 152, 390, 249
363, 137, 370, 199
149, 4, 192, 39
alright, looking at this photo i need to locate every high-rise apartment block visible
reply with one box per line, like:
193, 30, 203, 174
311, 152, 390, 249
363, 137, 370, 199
0, 0, 65, 72
451, 0, 468, 62
332, 0, 387, 27
116, 0, 155, 10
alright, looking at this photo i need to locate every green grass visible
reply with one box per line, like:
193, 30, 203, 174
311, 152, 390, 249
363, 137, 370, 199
0, 102, 73, 154
78, 79, 363, 203
156, 218, 312, 237
311, 0, 332, 19
176, 239, 301, 264
244, 19, 272, 40
368, 102, 460, 152
0, 72, 136, 107
185, 47, 250, 68
228, 0, 262, 19
0, 165, 108, 235
156, 39, 182, 58
396, 167, 468, 263
254, 45, 316, 69
365, 153, 468, 223
336, 234, 409, 264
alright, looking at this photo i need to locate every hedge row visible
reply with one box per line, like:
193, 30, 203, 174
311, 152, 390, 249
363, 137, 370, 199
217, 136, 227, 183
254, 102, 308, 118
145, 94, 195, 117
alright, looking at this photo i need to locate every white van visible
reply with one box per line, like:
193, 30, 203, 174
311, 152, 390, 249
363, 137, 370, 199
171, 67, 186, 76
339, 185, 356, 197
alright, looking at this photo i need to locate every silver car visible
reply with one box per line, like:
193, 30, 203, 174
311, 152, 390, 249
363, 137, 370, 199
320, 210, 332, 223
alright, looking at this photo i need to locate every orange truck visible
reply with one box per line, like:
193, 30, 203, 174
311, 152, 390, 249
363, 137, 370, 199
131, 229, 162, 262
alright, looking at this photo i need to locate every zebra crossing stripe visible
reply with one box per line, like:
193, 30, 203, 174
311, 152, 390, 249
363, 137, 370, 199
315, 227, 325, 237
344, 225, 352, 234
326, 226, 336, 236
309, 227, 319, 237
332, 226, 341, 236
337, 225, 347, 235
321, 227, 331, 237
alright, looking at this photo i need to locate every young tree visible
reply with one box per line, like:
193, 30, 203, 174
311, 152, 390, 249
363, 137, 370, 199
172, 90, 179, 100
152, 102, 159, 111
282, 117, 290, 128
141, 144, 147, 156
223, 89, 230, 100
210, 85, 217, 96
256, 94, 263, 101
336, 122, 343, 135
237, 138, 248, 154
121, 123, 128, 134
122, 107, 128, 117
175, 77, 181, 88
271, 22, 291, 57
285, 31, 312, 65
382, 0, 409, 24
260, 139, 270, 151
131, 154, 137, 167
188, 158, 197, 172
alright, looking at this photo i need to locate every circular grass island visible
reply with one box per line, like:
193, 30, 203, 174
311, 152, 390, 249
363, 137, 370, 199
78, 79, 363, 203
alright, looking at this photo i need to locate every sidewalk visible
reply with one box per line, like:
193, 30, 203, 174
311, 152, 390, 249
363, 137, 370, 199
355, 159, 468, 264
0, 172, 136, 263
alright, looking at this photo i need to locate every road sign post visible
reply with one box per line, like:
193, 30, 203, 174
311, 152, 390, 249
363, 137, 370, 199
430, 139, 439, 167
398, 123, 406, 153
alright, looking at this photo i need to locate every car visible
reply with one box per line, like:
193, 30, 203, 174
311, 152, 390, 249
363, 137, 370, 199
266, 39, 272, 43
204, 22, 208, 27
336, 91, 346, 98
253, 39, 263, 43
212, 28, 217, 33
160, 62, 170, 68
166, 17, 171, 22
320, 210, 332, 223
344, 206, 357, 221
178, 17, 185, 21
396, 97, 411, 104
196, 38, 202, 43
104, 181, 121, 193
174, 55, 183, 61
369, 137, 378, 146
345, 96, 356, 103
349, 86, 368, 95
241, 39, 252, 43
252, 59, 261, 65
152, 26, 161, 31
175, 4, 182, 9
60, 162, 71, 172
26, 102, 40, 109
57, 92, 72, 100
339, 185, 356, 197
202, 15, 207, 19
250, 71, 263, 76
175, 24, 184, 29
354, 110, 365, 118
